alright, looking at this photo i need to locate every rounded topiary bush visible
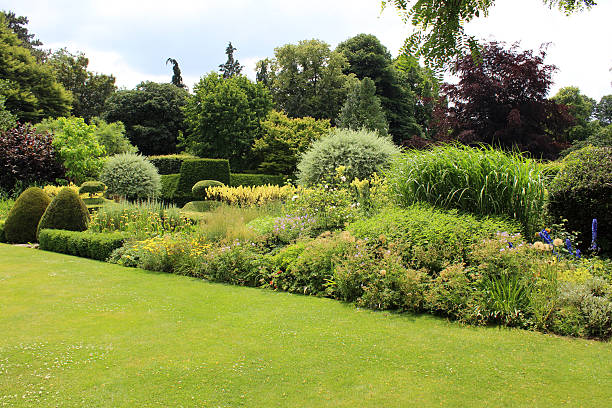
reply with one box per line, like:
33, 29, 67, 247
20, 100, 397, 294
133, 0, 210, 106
547, 146, 612, 254
3, 187, 51, 243
37, 187, 90, 238
100, 153, 161, 200
79, 181, 106, 196
192, 180, 225, 200
297, 128, 400, 185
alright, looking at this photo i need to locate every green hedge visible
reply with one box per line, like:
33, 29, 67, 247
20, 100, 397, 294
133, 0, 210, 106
0, 220, 5, 243
39, 229, 127, 261
149, 154, 197, 175
160, 174, 180, 200
230, 173, 286, 187
176, 159, 230, 195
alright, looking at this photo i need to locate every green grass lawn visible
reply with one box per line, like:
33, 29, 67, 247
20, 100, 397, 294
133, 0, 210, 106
1, 244, 611, 407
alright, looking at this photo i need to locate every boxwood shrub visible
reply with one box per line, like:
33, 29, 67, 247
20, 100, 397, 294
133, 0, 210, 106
149, 154, 197, 175
38, 229, 127, 261
160, 174, 180, 202
230, 173, 286, 187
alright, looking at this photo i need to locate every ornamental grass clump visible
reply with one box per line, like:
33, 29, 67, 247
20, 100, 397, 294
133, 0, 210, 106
388, 144, 547, 236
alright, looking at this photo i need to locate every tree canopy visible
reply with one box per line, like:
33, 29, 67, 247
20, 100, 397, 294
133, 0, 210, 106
337, 77, 389, 137
382, 0, 597, 70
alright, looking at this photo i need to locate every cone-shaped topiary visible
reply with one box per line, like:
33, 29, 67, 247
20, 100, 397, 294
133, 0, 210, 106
3, 187, 51, 243
37, 187, 90, 239
192, 180, 225, 200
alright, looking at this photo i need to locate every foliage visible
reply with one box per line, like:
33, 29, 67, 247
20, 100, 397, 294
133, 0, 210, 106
0, 124, 65, 191
0, 197, 14, 220
252, 110, 331, 176
230, 173, 286, 187
102, 81, 189, 155
196, 204, 278, 242
595, 95, 612, 126
432, 42, 573, 160
174, 159, 231, 200
39, 229, 126, 261
79, 181, 106, 196
551, 86, 597, 143
166, 58, 186, 89
0, 220, 4, 242
37, 187, 89, 238
547, 146, 612, 254
0, 17, 71, 122
382, 0, 596, 70
0, 10, 46, 61
100, 153, 161, 200
388, 145, 548, 236
349, 205, 520, 273
181, 72, 272, 170
192, 180, 225, 200
3, 187, 50, 243
89, 200, 194, 240
337, 77, 388, 137
46, 48, 117, 121
148, 154, 197, 175
205, 184, 298, 207
218, 42, 243, 79
0, 91, 17, 131
160, 174, 180, 202
37, 116, 107, 184
90, 117, 137, 155
258, 39, 354, 121
42, 183, 79, 198
297, 128, 400, 186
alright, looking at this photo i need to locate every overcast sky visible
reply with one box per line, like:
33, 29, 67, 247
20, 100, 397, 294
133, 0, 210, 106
4, 0, 612, 100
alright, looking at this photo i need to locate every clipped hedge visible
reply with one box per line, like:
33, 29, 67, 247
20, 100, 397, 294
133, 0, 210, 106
149, 154, 197, 175
38, 229, 127, 261
0, 220, 5, 243
230, 173, 286, 187
177, 159, 230, 192
160, 174, 180, 201
79, 181, 106, 196
192, 180, 225, 200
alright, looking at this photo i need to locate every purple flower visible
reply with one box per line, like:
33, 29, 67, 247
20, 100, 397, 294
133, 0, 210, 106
591, 218, 598, 251
576, 249, 581, 259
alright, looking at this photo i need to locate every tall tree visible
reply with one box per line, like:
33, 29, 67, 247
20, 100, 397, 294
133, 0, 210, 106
0, 10, 48, 61
166, 58, 186, 89
259, 39, 354, 121
382, 0, 597, 70
551, 86, 597, 143
219, 42, 243, 79
595, 95, 612, 126
432, 42, 573, 159
102, 82, 188, 155
337, 77, 389, 137
46, 48, 117, 121
0, 17, 71, 122
182, 72, 272, 171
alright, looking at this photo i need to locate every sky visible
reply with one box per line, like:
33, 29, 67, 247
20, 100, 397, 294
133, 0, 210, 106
3, 0, 612, 100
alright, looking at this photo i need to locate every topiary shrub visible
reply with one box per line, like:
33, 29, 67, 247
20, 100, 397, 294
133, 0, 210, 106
100, 153, 161, 200
149, 154, 197, 175
297, 128, 400, 186
79, 181, 106, 197
37, 187, 90, 239
0, 220, 6, 243
176, 159, 231, 195
3, 187, 51, 243
192, 180, 225, 200
547, 146, 612, 255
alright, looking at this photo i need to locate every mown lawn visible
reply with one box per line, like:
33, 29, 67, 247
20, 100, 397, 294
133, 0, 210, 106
1, 244, 611, 407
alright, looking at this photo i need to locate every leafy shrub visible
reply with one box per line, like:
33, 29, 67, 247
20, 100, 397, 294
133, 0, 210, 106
160, 174, 180, 202
0, 220, 6, 243
39, 229, 126, 261
0, 124, 65, 191
3, 187, 51, 243
192, 241, 268, 286
37, 117, 107, 184
90, 117, 137, 155
547, 146, 612, 254
230, 173, 286, 187
100, 153, 161, 200
192, 180, 225, 200
175, 159, 231, 196
37, 187, 89, 238
297, 128, 400, 186
349, 205, 520, 273
79, 181, 106, 196
388, 144, 547, 236
205, 184, 299, 207
149, 154, 197, 175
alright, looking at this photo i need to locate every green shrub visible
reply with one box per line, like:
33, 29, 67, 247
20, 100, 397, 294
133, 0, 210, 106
349, 205, 520, 273
182, 201, 222, 213
39, 229, 126, 261
297, 128, 400, 186
37, 187, 89, 238
388, 145, 547, 236
3, 187, 51, 243
0, 220, 5, 243
160, 174, 180, 202
175, 159, 231, 197
192, 180, 225, 200
547, 146, 612, 254
149, 154, 197, 175
79, 181, 106, 196
193, 241, 268, 286
100, 153, 161, 200
230, 173, 286, 187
